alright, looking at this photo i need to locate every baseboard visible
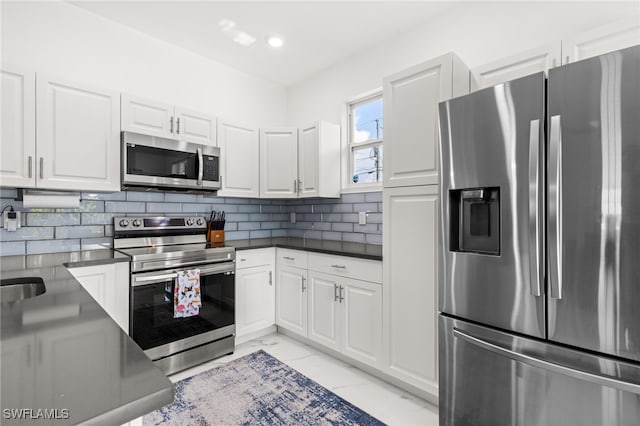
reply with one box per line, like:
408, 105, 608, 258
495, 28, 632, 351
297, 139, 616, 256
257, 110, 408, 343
275, 326, 439, 406
236, 325, 278, 345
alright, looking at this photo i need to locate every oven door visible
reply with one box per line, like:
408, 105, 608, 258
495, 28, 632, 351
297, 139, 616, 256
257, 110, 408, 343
130, 261, 235, 361
122, 132, 220, 191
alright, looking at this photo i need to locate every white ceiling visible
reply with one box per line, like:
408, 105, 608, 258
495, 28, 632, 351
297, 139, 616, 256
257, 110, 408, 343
69, 1, 455, 87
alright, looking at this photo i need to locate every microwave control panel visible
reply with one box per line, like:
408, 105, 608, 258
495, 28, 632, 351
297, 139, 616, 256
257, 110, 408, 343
203, 156, 219, 181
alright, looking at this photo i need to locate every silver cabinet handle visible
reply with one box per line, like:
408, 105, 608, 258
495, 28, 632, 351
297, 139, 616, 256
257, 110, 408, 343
453, 328, 640, 395
197, 147, 203, 186
268, 271, 272, 286
331, 264, 346, 269
176, 117, 180, 134
28, 156, 33, 178
528, 119, 543, 297
301, 276, 306, 292
298, 179, 302, 193
283, 256, 295, 261
334, 284, 339, 302
240, 258, 246, 262
293, 179, 298, 193
39, 157, 43, 179
549, 115, 563, 299
339, 285, 344, 303
170, 116, 174, 133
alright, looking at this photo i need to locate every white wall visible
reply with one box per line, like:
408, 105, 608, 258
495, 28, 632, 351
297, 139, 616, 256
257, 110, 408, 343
286, 1, 639, 125
0, 1, 287, 127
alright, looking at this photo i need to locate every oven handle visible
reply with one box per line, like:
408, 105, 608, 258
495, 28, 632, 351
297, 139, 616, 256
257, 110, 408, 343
132, 262, 235, 287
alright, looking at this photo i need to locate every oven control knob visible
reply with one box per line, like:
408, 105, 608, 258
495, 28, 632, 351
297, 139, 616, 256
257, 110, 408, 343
196, 218, 204, 226
186, 218, 194, 226
132, 219, 142, 227
119, 219, 129, 227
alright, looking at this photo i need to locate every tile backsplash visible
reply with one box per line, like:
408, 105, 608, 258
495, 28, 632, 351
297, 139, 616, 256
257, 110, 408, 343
0, 189, 383, 256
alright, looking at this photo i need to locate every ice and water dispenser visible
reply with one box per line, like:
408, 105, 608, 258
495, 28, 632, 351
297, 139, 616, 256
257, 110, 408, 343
449, 187, 500, 255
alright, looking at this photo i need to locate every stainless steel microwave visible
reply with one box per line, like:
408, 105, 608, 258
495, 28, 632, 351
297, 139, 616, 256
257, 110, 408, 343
121, 132, 221, 192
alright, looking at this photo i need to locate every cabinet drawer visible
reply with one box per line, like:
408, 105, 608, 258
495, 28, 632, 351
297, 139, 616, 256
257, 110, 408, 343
308, 253, 382, 284
236, 248, 274, 269
276, 248, 308, 269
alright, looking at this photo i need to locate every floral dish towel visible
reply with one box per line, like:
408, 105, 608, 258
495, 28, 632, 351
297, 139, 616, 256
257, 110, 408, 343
174, 269, 201, 318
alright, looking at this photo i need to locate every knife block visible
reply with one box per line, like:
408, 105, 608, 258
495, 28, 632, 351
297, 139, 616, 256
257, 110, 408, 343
207, 229, 225, 244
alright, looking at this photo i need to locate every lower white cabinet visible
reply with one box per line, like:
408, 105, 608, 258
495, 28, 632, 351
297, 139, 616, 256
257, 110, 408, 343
67, 262, 129, 333
307, 271, 341, 352
235, 248, 275, 339
276, 264, 308, 337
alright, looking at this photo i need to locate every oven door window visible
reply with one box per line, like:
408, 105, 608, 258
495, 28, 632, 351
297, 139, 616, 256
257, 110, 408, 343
131, 269, 235, 351
126, 144, 198, 180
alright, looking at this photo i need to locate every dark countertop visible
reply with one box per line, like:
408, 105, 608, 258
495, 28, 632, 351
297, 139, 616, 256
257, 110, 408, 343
0, 250, 173, 425
225, 237, 382, 261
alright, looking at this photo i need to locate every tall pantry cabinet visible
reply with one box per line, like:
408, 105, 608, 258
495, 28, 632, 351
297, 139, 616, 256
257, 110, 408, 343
382, 52, 469, 400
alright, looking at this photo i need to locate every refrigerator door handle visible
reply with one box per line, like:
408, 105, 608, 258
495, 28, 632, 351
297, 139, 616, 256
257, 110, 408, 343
453, 328, 640, 395
528, 119, 542, 297
549, 115, 563, 299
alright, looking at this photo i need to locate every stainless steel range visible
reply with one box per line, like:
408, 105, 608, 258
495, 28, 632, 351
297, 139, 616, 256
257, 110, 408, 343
114, 216, 235, 375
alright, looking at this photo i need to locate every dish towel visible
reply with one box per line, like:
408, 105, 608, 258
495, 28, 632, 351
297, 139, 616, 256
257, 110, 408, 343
174, 269, 201, 318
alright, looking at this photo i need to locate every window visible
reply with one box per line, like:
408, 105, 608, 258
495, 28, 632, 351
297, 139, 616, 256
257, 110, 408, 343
348, 94, 383, 186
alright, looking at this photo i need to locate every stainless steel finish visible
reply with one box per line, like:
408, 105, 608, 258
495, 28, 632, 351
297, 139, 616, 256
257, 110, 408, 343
144, 324, 235, 361
119, 219, 129, 227
548, 114, 563, 300
131, 262, 235, 287
114, 216, 206, 233
301, 276, 307, 292
461, 189, 485, 200
547, 46, 640, 361
454, 327, 640, 394
131, 272, 177, 285
114, 234, 205, 249
339, 285, 344, 303
132, 249, 235, 273
196, 218, 204, 226
176, 117, 180, 134
0, 277, 46, 302
121, 132, 220, 191
331, 264, 346, 269
334, 283, 339, 302
197, 147, 203, 186
152, 334, 235, 376
528, 119, 543, 297
28, 156, 32, 178
132, 219, 142, 227
440, 315, 640, 426
170, 116, 174, 133
39, 157, 43, 179
438, 72, 546, 338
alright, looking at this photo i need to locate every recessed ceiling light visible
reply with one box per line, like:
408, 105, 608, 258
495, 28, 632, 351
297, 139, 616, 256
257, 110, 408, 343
266, 36, 284, 48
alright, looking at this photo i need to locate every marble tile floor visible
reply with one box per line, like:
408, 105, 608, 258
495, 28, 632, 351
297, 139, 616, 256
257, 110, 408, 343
170, 332, 439, 425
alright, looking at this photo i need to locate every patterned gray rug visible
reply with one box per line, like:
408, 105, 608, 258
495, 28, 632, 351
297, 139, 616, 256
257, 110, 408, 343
143, 350, 386, 425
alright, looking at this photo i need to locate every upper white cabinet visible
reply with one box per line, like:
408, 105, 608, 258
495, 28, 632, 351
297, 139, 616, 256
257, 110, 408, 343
36, 74, 120, 192
383, 185, 439, 398
563, 17, 640, 64
298, 121, 341, 198
217, 120, 259, 198
1, 66, 36, 188
470, 42, 562, 91
121, 94, 216, 146
383, 52, 469, 188
260, 127, 299, 198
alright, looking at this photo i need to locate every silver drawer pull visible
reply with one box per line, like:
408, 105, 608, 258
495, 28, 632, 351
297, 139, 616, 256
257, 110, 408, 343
283, 256, 295, 261
240, 258, 246, 262
331, 264, 346, 269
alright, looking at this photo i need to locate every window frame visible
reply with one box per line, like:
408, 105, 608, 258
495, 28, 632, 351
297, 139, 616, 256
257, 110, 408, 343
341, 88, 383, 193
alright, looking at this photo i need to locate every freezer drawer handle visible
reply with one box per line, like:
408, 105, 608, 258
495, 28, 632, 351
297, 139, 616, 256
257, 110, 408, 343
453, 328, 640, 395
528, 119, 543, 297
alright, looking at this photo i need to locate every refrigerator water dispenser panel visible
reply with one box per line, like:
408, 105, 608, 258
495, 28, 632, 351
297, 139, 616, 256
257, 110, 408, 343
449, 187, 500, 255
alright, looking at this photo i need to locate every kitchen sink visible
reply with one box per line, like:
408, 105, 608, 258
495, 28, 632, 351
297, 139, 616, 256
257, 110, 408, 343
1, 277, 46, 303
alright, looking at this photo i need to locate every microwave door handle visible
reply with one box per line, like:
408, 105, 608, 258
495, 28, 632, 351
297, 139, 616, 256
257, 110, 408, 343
197, 147, 203, 186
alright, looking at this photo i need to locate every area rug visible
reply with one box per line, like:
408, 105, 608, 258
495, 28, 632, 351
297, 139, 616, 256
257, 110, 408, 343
143, 350, 386, 425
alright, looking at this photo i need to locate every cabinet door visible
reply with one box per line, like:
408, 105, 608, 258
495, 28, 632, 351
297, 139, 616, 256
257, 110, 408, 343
236, 265, 275, 337
383, 185, 439, 396
341, 277, 382, 367
276, 265, 307, 336
218, 120, 259, 198
298, 122, 319, 198
175, 106, 216, 146
0, 334, 35, 410
36, 75, 120, 191
121, 94, 174, 138
383, 53, 459, 188
1, 66, 36, 188
563, 17, 640, 64
260, 127, 298, 198
470, 42, 562, 90
307, 271, 341, 352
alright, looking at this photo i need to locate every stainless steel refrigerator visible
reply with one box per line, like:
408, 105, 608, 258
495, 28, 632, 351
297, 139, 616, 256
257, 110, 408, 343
438, 45, 640, 425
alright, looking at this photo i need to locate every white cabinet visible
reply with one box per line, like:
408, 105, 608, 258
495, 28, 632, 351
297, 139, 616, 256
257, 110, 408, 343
121, 94, 216, 146
563, 17, 640, 64
382, 185, 439, 397
383, 53, 469, 188
340, 277, 382, 366
67, 262, 130, 333
1, 66, 36, 188
298, 121, 341, 198
470, 42, 562, 90
235, 248, 275, 340
276, 264, 308, 337
217, 120, 259, 198
260, 127, 299, 198
307, 271, 341, 352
